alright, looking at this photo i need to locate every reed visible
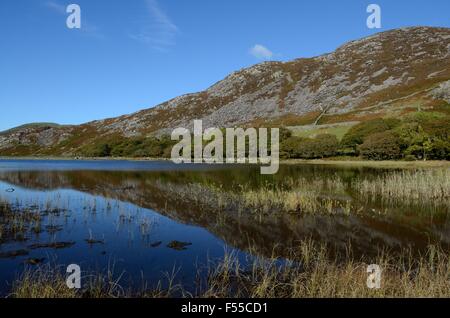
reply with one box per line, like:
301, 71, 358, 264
10, 241, 450, 298
0, 201, 42, 242
200, 242, 450, 298
155, 176, 351, 216
354, 169, 449, 204
10, 260, 183, 298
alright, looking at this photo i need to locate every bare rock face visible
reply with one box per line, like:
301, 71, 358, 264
430, 80, 450, 103
0, 125, 72, 151
1, 27, 449, 156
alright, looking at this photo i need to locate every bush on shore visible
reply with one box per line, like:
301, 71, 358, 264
76, 111, 449, 162
281, 134, 339, 159
358, 131, 402, 160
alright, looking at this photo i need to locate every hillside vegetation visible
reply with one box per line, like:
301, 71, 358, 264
0, 27, 449, 159
281, 109, 450, 160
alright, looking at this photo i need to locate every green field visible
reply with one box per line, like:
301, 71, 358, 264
288, 122, 358, 141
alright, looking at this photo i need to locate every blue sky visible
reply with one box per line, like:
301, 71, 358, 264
1, 0, 449, 131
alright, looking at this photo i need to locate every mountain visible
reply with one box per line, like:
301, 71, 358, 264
1, 26, 449, 157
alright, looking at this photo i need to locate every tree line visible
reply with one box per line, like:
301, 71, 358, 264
281, 112, 449, 160
83, 111, 449, 161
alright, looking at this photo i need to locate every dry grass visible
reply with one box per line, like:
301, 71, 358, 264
201, 242, 450, 298
281, 159, 450, 169
11, 266, 79, 298
354, 169, 449, 204
10, 263, 183, 298
0, 201, 42, 243
240, 176, 347, 214
156, 176, 350, 217
9, 241, 450, 298
155, 167, 449, 217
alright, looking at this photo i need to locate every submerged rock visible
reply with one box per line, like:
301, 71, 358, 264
28, 242, 75, 250
150, 241, 162, 248
85, 239, 104, 245
45, 225, 63, 234
25, 257, 45, 265
0, 249, 29, 258
167, 241, 192, 251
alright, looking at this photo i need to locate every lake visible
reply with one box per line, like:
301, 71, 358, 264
0, 159, 448, 296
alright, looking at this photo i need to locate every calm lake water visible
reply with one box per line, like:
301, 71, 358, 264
0, 159, 448, 295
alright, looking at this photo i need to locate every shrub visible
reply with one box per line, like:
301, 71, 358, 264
341, 118, 401, 149
81, 135, 175, 158
426, 138, 450, 160
404, 155, 417, 161
403, 111, 446, 125
279, 127, 292, 142
280, 136, 304, 159
83, 143, 112, 157
297, 134, 339, 159
281, 134, 339, 159
359, 131, 402, 160
396, 119, 450, 160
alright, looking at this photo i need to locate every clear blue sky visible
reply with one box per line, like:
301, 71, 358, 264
1, 0, 449, 131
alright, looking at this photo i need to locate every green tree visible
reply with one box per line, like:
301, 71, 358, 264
341, 118, 401, 149
359, 131, 402, 160
279, 127, 292, 142
280, 136, 304, 158
396, 123, 433, 160
98, 143, 112, 157
281, 134, 339, 159
299, 134, 339, 159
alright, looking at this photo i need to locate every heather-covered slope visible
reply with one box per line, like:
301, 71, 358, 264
1, 27, 449, 157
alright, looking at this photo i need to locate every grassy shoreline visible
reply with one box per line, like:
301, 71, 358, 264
9, 242, 450, 298
281, 159, 450, 169
0, 156, 449, 169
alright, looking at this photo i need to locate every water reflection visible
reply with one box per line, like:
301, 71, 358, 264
0, 160, 449, 295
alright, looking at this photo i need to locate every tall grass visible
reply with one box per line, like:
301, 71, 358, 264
0, 201, 42, 242
156, 176, 351, 217
10, 263, 183, 298
202, 244, 450, 298
10, 241, 450, 298
354, 169, 449, 204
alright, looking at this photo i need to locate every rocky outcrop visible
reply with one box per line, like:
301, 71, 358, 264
430, 80, 450, 103
1, 27, 449, 156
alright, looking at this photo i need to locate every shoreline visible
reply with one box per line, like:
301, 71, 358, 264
0, 156, 448, 169
281, 159, 450, 169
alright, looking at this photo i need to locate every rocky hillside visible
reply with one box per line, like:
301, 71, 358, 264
1, 26, 449, 156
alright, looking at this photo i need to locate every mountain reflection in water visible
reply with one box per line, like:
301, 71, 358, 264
0, 160, 448, 295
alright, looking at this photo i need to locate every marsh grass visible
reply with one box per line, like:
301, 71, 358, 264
240, 187, 339, 215
0, 201, 42, 243
11, 264, 129, 298
156, 167, 448, 218
240, 177, 352, 216
10, 263, 184, 298
157, 176, 353, 218
10, 241, 450, 298
11, 265, 79, 298
354, 169, 449, 205
200, 242, 450, 298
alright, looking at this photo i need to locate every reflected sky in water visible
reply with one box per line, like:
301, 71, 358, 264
0, 160, 448, 295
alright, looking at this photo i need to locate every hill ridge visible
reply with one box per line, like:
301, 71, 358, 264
1, 26, 449, 156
